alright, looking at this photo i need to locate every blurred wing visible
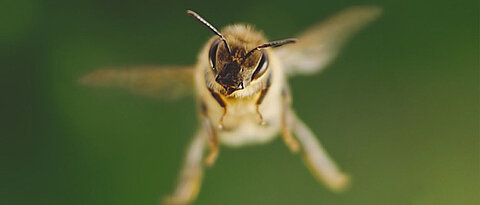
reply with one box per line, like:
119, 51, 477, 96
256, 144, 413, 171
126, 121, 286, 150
79, 66, 194, 99
276, 6, 382, 76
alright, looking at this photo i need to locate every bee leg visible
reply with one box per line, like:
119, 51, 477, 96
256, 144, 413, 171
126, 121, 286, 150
203, 117, 219, 166
281, 87, 300, 153
255, 75, 273, 125
255, 105, 266, 126
198, 101, 219, 166
281, 108, 300, 153
289, 110, 351, 192
218, 108, 226, 129
208, 88, 227, 129
163, 129, 207, 205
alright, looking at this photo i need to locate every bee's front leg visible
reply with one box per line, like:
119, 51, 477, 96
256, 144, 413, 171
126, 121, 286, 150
163, 129, 207, 205
288, 109, 351, 192
255, 75, 272, 125
208, 88, 227, 129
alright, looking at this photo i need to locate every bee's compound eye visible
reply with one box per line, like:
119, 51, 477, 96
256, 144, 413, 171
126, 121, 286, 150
251, 50, 269, 80
209, 39, 221, 73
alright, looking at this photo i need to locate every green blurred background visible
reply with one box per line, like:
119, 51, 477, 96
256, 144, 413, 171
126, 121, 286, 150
2, 0, 478, 204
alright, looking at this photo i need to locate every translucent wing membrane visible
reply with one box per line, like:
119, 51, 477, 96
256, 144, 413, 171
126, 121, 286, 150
80, 66, 194, 99
277, 6, 382, 76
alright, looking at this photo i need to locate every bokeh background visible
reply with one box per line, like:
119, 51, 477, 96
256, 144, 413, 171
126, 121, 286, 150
2, 0, 478, 204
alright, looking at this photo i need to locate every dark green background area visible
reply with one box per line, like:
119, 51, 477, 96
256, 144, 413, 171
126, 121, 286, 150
1, 0, 478, 204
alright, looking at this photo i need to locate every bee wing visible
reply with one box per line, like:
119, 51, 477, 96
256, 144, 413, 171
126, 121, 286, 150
276, 6, 382, 76
79, 66, 194, 99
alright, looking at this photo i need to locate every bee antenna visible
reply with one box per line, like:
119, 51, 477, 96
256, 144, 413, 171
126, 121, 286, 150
186, 10, 232, 55
244, 38, 297, 59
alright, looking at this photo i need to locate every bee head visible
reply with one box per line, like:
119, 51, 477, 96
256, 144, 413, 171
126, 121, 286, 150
187, 10, 295, 96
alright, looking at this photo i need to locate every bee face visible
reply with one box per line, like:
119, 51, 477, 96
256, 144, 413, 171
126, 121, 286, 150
208, 28, 269, 95
186, 10, 295, 96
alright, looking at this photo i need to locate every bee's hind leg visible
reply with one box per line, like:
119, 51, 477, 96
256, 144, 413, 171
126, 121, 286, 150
288, 109, 351, 192
163, 129, 207, 205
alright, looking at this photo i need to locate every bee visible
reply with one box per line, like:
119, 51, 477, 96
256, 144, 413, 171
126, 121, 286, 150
80, 6, 381, 205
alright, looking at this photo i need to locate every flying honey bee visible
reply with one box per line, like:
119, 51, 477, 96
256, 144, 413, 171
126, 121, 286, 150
80, 6, 381, 205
